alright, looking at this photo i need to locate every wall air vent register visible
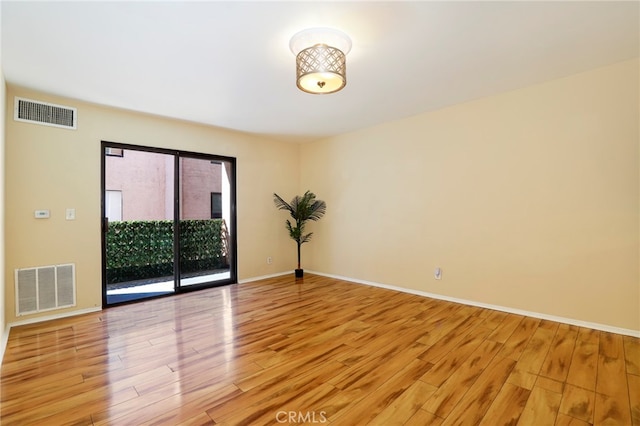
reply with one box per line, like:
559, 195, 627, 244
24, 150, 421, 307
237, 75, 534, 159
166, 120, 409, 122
15, 264, 76, 316
14, 97, 77, 130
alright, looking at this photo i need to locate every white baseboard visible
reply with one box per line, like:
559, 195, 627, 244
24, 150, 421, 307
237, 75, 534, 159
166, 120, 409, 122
9, 306, 102, 328
307, 270, 640, 338
0, 324, 9, 365
238, 271, 293, 284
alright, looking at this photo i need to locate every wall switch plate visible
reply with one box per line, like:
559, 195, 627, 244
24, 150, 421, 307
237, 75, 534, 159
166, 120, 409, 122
435, 267, 442, 280
65, 208, 76, 220
34, 210, 50, 219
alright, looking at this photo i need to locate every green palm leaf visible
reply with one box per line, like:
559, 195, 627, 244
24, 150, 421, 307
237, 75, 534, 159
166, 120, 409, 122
273, 190, 326, 270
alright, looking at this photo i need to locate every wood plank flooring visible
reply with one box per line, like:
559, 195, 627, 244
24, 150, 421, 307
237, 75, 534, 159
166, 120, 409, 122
1, 274, 638, 425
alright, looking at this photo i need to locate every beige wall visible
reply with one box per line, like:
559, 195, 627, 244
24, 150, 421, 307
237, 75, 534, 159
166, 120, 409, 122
4, 85, 300, 324
1, 70, 6, 344
301, 59, 639, 331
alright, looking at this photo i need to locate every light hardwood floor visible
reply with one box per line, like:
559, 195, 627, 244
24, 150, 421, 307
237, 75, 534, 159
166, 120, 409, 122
1, 274, 638, 425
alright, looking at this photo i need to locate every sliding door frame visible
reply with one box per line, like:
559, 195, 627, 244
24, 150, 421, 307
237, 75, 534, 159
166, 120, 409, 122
100, 141, 238, 307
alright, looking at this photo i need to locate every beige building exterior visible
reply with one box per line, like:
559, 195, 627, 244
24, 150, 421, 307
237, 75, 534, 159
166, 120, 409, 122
105, 150, 223, 221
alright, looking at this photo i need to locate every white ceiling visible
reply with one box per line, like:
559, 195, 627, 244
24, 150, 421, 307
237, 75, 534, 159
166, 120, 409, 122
1, 1, 638, 142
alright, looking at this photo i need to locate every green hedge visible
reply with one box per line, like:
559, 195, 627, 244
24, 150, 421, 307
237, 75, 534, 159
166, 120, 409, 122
179, 220, 227, 274
106, 219, 228, 284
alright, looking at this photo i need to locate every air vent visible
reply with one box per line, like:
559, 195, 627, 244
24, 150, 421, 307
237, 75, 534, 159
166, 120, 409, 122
14, 97, 77, 130
15, 264, 76, 316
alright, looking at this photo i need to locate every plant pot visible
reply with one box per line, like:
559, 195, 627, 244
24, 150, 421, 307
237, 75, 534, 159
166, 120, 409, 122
295, 269, 304, 278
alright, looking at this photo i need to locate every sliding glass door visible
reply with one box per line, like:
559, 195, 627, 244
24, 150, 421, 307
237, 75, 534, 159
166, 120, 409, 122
101, 143, 236, 306
178, 156, 234, 288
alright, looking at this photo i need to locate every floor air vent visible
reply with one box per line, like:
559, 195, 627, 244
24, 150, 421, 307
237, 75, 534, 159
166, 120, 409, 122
15, 264, 76, 316
14, 97, 77, 130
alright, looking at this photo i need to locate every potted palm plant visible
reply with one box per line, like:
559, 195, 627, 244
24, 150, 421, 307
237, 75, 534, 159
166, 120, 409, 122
273, 190, 326, 278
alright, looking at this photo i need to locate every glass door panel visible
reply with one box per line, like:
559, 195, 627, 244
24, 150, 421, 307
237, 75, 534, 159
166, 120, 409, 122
103, 146, 176, 304
178, 157, 234, 288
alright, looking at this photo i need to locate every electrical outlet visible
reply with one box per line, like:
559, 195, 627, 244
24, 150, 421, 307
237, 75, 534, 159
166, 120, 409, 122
267, 256, 273, 265
434, 267, 442, 280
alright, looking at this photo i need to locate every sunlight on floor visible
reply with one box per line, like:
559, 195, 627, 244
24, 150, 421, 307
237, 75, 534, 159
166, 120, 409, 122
107, 271, 232, 295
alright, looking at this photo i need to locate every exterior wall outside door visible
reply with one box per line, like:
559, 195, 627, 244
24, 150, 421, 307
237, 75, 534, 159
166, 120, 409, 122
105, 150, 222, 221
180, 158, 222, 220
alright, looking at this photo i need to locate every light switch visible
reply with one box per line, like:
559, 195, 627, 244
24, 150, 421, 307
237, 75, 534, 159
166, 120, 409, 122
65, 208, 76, 220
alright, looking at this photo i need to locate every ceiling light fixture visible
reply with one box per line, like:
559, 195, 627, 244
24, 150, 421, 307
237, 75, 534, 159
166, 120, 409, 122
289, 28, 352, 95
